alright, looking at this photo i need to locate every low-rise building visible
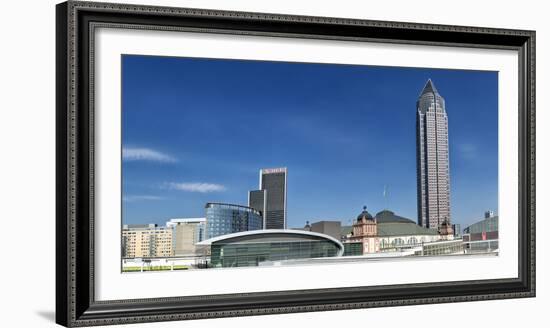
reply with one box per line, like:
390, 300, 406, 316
309, 220, 342, 240
197, 229, 344, 268
345, 208, 443, 254
463, 211, 499, 252
167, 218, 207, 256
122, 224, 173, 258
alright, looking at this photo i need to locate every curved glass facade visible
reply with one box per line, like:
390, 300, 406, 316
208, 231, 343, 268
463, 215, 499, 252
463, 216, 499, 234
205, 203, 263, 239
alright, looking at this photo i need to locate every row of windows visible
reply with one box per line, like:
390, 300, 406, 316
464, 217, 499, 233
210, 241, 340, 267
206, 208, 263, 239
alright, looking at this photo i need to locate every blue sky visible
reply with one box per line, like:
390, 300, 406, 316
122, 55, 498, 229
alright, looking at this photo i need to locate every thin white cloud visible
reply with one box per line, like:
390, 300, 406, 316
123, 195, 164, 202
122, 147, 177, 163
163, 182, 226, 193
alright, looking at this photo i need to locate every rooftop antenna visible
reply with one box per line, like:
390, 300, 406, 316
383, 184, 388, 210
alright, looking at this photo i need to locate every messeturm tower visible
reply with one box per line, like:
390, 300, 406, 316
416, 79, 451, 230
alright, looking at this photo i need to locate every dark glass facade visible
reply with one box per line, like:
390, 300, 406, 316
343, 242, 363, 256
260, 168, 287, 229
248, 189, 266, 219
205, 203, 263, 239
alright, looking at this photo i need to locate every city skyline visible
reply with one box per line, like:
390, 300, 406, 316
122, 55, 498, 229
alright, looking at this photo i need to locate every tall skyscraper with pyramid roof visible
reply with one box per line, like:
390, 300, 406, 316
416, 79, 451, 230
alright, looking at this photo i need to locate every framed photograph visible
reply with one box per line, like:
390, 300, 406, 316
56, 1, 535, 326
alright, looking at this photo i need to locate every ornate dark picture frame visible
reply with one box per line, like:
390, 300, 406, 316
56, 1, 535, 326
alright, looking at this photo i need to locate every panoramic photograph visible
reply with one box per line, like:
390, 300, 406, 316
120, 55, 499, 272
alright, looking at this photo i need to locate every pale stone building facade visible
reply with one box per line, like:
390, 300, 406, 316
167, 218, 207, 256
345, 208, 445, 255
122, 224, 173, 258
348, 207, 380, 254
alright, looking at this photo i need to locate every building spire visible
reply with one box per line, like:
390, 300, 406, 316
420, 79, 439, 96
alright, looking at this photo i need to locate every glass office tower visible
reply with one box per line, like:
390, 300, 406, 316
248, 189, 266, 223
205, 203, 263, 239
260, 168, 287, 229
